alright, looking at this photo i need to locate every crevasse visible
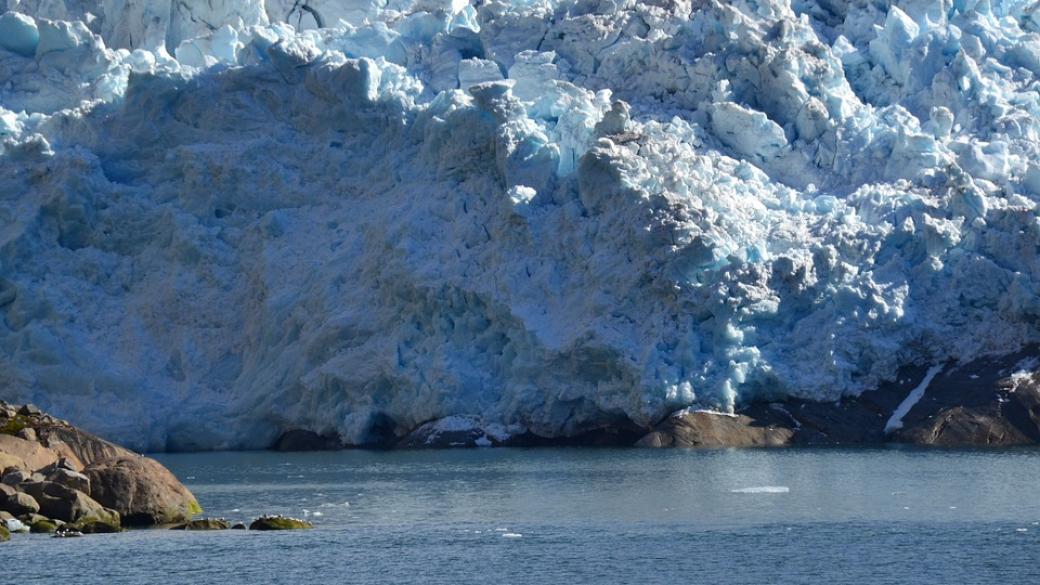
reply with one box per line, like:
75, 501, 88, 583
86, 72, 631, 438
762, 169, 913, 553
0, 0, 1038, 450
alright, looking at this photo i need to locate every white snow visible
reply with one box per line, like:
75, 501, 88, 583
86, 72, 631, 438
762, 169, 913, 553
1, 1, 1040, 450
885, 365, 945, 433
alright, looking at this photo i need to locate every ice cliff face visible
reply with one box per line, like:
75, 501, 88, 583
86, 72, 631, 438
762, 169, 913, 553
1, 0, 1039, 450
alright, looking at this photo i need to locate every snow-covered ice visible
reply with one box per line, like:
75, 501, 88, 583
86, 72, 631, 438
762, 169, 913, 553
1, 1, 1040, 450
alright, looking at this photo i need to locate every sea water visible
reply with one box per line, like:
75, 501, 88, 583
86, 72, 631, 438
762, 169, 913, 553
5, 448, 1040, 584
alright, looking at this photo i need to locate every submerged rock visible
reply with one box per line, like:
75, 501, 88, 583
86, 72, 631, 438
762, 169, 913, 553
249, 516, 314, 531
84, 456, 202, 526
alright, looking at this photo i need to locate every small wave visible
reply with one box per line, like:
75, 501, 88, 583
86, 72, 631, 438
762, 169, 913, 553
730, 486, 790, 494
502, 533, 523, 538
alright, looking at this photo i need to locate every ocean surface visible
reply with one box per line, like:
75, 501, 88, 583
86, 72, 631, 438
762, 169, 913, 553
5, 447, 1040, 584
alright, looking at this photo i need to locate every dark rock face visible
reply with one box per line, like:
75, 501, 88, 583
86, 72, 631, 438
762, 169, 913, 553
638, 347, 1040, 449
273, 429, 343, 451
170, 518, 230, 530
249, 516, 313, 530
84, 456, 202, 526
887, 351, 1040, 446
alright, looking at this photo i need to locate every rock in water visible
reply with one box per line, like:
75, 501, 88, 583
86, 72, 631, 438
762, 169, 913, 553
30, 519, 58, 533
249, 516, 314, 531
0, 522, 9, 542
170, 518, 231, 530
67, 509, 122, 534
84, 456, 201, 526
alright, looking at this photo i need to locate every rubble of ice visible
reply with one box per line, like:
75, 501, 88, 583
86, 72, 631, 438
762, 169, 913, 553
1, 0, 1039, 450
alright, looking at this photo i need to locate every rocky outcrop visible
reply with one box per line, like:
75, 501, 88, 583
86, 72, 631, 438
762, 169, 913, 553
84, 456, 202, 527
170, 518, 230, 530
636, 410, 796, 448
0, 401, 200, 536
638, 348, 1040, 449
0, 434, 72, 473
249, 516, 313, 530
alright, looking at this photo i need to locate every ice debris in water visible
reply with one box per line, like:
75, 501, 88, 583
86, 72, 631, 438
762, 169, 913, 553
1, 1, 1040, 450
730, 486, 790, 494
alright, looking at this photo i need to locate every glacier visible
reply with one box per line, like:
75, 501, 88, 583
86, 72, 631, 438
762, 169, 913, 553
1, 0, 1039, 450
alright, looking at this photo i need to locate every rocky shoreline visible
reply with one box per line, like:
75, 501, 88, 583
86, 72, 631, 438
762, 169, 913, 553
0, 402, 312, 542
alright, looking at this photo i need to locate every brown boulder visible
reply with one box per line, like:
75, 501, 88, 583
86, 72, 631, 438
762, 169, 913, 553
45, 468, 91, 495
636, 411, 795, 448
33, 426, 134, 468
1, 491, 40, 516
84, 456, 201, 526
0, 434, 66, 472
19, 481, 107, 523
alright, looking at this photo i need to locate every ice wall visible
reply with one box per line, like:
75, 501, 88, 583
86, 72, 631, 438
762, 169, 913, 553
1, 0, 1039, 450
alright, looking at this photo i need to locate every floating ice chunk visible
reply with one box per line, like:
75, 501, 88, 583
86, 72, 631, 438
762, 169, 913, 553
4, 518, 28, 533
730, 486, 790, 494
0, 11, 39, 57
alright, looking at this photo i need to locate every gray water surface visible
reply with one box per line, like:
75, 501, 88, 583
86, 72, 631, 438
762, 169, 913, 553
5, 447, 1040, 583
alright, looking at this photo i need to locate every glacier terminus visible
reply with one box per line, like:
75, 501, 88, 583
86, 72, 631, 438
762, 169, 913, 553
1, 0, 1039, 450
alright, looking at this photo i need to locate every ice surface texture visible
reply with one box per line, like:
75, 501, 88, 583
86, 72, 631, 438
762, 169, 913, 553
1, 0, 1039, 450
